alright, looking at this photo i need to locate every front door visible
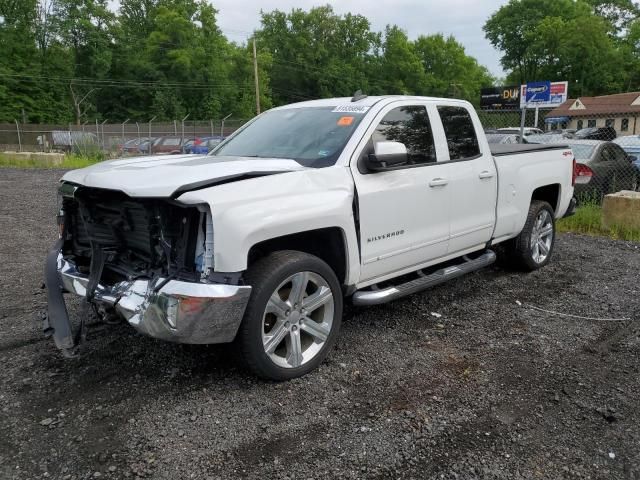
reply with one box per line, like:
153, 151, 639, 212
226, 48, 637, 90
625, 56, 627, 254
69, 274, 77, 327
351, 102, 451, 282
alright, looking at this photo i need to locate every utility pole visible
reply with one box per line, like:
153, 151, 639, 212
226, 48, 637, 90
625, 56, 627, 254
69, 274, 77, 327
221, 113, 232, 138
252, 38, 260, 115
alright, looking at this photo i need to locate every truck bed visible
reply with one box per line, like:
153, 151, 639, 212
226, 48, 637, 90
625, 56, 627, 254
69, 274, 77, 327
490, 143, 569, 156
489, 143, 569, 157
491, 143, 574, 244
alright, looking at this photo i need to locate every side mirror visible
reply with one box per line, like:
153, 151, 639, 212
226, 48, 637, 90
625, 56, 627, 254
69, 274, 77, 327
629, 155, 638, 163
366, 141, 408, 171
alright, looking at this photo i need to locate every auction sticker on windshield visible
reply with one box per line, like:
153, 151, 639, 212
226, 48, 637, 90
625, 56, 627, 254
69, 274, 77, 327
332, 105, 370, 114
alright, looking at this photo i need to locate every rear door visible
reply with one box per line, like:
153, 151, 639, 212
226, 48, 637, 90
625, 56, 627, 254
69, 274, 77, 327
435, 105, 497, 253
608, 144, 637, 190
350, 101, 452, 282
594, 144, 621, 192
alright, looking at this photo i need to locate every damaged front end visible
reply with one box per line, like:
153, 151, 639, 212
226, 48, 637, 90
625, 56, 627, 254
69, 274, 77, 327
44, 183, 251, 356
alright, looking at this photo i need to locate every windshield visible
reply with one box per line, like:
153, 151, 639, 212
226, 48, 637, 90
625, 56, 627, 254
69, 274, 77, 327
568, 144, 595, 160
211, 107, 367, 167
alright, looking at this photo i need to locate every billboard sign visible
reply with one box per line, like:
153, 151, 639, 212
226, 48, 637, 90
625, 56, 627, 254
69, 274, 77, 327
524, 81, 551, 104
520, 81, 568, 108
480, 85, 520, 109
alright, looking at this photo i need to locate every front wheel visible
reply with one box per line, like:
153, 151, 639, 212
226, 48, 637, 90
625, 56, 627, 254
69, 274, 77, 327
505, 200, 556, 271
237, 251, 343, 381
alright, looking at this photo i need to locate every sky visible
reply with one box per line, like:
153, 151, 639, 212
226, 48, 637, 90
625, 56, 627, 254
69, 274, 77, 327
110, 0, 509, 77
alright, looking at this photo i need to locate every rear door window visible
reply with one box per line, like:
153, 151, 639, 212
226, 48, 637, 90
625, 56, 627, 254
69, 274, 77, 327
600, 145, 614, 162
610, 144, 628, 163
437, 106, 481, 161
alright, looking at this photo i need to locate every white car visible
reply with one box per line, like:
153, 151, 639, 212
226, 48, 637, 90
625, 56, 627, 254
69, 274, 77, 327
45, 95, 577, 379
497, 127, 544, 136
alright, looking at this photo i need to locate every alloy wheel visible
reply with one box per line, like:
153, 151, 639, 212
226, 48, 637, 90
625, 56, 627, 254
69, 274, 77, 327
261, 271, 334, 369
530, 210, 554, 264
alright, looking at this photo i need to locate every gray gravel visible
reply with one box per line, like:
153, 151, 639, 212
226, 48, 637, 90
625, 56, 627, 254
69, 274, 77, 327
1, 167, 639, 480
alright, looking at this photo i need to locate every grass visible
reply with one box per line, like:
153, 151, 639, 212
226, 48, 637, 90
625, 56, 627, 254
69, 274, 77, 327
558, 201, 640, 242
0, 152, 105, 169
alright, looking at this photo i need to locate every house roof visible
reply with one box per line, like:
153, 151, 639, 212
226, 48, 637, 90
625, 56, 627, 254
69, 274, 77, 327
547, 92, 640, 118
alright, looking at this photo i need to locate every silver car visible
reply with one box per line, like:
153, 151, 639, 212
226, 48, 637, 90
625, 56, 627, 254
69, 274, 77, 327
566, 140, 638, 198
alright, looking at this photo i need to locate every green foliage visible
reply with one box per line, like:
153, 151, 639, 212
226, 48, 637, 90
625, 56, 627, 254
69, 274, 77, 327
484, 0, 640, 95
258, 6, 493, 104
414, 34, 494, 104
0, 152, 103, 168
558, 201, 640, 242
8, 1, 637, 124
259, 6, 379, 103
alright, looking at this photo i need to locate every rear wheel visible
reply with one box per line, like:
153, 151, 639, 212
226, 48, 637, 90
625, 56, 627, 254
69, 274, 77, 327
238, 251, 342, 381
505, 200, 556, 271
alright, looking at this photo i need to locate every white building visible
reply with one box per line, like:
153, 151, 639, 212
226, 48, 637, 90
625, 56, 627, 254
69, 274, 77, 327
546, 91, 640, 135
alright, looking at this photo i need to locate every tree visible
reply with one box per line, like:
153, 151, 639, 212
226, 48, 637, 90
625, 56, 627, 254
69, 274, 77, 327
484, 0, 633, 95
373, 26, 427, 95
484, 0, 590, 85
0, 2, 506, 123
52, 0, 115, 123
584, 0, 640, 34
258, 6, 378, 104
414, 34, 494, 103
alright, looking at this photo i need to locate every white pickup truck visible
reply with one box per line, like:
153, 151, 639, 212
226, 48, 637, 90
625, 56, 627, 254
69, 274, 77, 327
45, 95, 577, 380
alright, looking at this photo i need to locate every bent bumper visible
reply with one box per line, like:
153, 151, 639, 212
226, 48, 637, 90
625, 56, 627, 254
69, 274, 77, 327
53, 254, 251, 346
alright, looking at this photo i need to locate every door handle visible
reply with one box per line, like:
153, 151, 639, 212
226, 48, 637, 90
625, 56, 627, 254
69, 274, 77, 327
479, 171, 495, 179
429, 178, 449, 187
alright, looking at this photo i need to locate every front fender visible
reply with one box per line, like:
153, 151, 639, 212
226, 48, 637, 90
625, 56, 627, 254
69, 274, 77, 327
177, 167, 361, 285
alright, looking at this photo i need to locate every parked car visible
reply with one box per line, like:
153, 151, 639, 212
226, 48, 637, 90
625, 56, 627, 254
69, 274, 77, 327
613, 135, 640, 172
562, 140, 638, 198
150, 136, 186, 155
545, 129, 576, 137
51, 131, 98, 153
120, 138, 149, 154
46, 95, 577, 380
183, 137, 203, 154
574, 126, 617, 141
497, 127, 544, 136
527, 134, 569, 145
136, 137, 156, 154
191, 136, 225, 154
485, 133, 524, 144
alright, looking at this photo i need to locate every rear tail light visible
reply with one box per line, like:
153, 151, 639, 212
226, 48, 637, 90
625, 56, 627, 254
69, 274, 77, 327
572, 158, 576, 186
574, 163, 594, 185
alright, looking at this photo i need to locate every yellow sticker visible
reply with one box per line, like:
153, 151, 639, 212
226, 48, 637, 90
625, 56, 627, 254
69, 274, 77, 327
337, 116, 355, 126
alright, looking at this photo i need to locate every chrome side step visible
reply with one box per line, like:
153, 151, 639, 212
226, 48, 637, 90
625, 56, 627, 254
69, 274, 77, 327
352, 250, 496, 307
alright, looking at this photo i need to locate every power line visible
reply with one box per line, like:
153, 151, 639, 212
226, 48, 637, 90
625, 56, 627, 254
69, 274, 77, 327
0, 72, 254, 89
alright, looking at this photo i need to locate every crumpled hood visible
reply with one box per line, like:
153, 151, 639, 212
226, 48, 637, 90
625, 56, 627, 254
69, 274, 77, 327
61, 154, 307, 197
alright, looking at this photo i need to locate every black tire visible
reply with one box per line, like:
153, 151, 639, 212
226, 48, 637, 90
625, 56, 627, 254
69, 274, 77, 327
504, 200, 556, 272
237, 250, 343, 381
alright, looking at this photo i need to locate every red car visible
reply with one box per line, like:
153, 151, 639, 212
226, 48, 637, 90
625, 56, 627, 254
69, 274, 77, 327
150, 136, 193, 155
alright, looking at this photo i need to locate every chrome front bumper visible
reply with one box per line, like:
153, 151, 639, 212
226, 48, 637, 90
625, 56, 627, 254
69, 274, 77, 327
55, 254, 251, 345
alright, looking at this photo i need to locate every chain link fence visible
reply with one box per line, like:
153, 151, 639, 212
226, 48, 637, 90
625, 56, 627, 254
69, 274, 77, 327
0, 118, 250, 157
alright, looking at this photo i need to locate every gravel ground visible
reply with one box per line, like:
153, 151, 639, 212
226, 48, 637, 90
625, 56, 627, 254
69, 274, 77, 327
1, 167, 639, 480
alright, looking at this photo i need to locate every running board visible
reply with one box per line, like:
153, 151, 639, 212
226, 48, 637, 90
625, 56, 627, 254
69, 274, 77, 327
352, 250, 496, 307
